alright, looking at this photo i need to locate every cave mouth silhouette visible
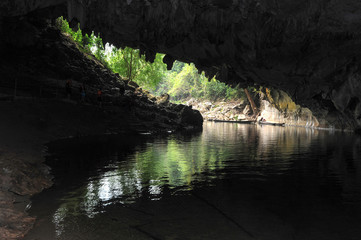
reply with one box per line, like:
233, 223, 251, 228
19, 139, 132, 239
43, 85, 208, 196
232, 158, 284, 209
1, 0, 361, 131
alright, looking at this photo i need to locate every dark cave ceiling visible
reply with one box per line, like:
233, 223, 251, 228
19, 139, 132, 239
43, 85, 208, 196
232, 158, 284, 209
1, 0, 361, 129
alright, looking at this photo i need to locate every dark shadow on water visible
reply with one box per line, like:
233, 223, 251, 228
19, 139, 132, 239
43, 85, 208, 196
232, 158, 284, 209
25, 123, 361, 240
45, 134, 150, 186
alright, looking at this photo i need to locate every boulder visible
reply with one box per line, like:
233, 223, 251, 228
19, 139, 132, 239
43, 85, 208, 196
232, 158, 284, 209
179, 105, 203, 128
127, 80, 139, 89
243, 105, 251, 115
156, 93, 170, 105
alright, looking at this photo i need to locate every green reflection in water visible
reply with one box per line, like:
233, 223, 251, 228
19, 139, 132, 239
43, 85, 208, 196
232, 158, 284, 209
47, 122, 360, 238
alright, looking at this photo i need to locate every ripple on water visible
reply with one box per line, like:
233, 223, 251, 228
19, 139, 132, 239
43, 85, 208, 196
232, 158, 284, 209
25, 122, 361, 240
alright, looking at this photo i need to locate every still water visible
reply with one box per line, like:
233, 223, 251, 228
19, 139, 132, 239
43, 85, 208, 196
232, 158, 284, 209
25, 122, 361, 240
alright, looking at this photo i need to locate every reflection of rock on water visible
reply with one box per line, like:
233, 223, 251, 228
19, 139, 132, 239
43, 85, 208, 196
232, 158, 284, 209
25, 123, 361, 240
257, 126, 316, 155
327, 135, 361, 204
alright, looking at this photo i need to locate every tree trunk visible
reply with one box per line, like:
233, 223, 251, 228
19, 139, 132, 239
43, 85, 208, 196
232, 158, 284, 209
244, 88, 258, 117
129, 50, 133, 80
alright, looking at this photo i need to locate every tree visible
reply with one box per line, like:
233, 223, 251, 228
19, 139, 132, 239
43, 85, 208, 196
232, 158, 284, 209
104, 47, 167, 90
55, 17, 246, 101
244, 88, 258, 116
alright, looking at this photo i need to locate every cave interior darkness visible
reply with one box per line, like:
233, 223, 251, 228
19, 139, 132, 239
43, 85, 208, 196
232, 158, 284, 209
1, 0, 361, 131
1, 1, 361, 240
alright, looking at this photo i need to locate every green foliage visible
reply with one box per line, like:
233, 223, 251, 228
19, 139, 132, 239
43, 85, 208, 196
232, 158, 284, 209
170, 61, 186, 73
55, 17, 245, 101
55, 16, 71, 33
72, 25, 83, 45
56, 17, 82, 45
136, 53, 167, 90
155, 62, 245, 102
104, 46, 167, 90
55, 17, 100, 58
93, 33, 105, 62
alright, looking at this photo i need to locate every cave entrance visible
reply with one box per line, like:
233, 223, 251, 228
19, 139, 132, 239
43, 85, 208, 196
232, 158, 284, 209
55, 17, 259, 123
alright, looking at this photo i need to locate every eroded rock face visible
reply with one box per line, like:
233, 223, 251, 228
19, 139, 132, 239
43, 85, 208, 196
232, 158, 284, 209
1, 0, 361, 130
187, 88, 319, 128
259, 89, 319, 128
0, 16, 204, 239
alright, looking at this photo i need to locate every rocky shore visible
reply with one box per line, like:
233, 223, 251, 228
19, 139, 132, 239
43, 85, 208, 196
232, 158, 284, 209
0, 97, 202, 239
0, 19, 202, 239
186, 88, 319, 128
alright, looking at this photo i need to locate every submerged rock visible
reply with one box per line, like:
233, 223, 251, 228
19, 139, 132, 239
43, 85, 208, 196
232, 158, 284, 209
0, 154, 51, 240
0, 208, 35, 240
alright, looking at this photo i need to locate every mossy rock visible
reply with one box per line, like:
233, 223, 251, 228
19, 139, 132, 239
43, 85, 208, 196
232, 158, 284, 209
271, 89, 298, 113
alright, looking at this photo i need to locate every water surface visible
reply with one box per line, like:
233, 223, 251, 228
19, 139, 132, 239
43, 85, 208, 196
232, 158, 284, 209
25, 122, 361, 240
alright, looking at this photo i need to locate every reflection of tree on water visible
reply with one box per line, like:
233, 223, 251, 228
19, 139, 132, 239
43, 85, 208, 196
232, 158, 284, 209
47, 123, 361, 238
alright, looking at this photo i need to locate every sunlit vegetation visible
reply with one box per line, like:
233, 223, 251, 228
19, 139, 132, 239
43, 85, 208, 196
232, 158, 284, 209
56, 17, 246, 102
155, 62, 246, 102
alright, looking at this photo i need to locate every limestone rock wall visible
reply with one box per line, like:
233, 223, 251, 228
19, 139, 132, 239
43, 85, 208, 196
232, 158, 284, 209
0, 0, 65, 17
188, 88, 319, 129
259, 90, 319, 128
0, 17, 203, 239
1, 0, 361, 130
